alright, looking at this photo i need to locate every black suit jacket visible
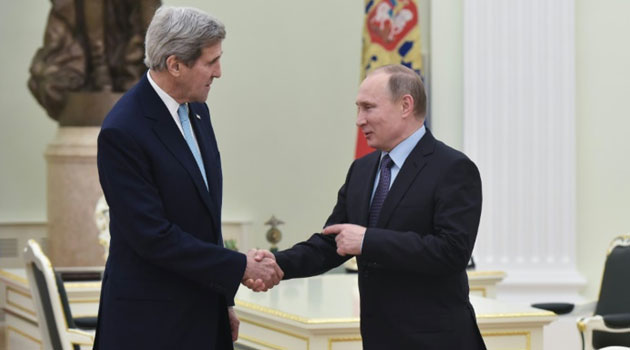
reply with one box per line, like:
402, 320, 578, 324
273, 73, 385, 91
275, 130, 486, 349
94, 74, 246, 350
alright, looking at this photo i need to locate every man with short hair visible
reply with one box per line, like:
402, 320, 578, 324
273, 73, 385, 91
257, 65, 486, 349
95, 6, 282, 350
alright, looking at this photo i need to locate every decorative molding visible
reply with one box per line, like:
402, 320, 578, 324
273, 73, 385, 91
463, 0, 584, 301
481, 331, 531, 350
328, 336, 362, 350
239, 316, 310, 349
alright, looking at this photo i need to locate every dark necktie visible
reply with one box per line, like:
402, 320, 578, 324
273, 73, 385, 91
368, 155, 394, 227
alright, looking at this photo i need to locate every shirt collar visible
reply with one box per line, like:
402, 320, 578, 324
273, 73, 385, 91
382, 124, 426, 169
147, 70, 182, 117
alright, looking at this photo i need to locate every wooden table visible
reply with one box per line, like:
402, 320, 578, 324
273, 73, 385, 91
0, 268, 522, 350
235, 274, 554, 350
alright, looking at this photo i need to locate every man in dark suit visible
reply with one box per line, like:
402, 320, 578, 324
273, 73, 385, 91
95, 6, 282, 350
256, 65, 485, 349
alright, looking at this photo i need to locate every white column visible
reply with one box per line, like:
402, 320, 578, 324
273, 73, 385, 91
464, 0, 584, 302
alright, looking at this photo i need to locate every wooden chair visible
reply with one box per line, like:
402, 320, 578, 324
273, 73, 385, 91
578, 235, 630, 350
23, 239, 94, 350
534, 235, 630, 350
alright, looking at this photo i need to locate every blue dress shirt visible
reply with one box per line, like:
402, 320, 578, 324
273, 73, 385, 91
370, 124, 426, 204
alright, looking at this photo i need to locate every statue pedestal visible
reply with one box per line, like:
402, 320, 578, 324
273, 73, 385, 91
45, 127, 104, 266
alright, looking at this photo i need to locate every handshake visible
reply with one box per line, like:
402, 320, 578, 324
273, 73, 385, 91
241, 249, 284, 292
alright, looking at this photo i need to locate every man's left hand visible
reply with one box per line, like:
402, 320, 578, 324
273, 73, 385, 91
228, 306, 239, 342
322, 224, 366, 256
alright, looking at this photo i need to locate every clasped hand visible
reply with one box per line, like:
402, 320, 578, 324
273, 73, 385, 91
241, 249, 283, 292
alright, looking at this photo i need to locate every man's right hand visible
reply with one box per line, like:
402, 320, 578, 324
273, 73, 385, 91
242, 249, 283, 292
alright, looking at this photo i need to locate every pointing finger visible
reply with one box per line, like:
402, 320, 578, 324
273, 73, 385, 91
322, 224, 344, 235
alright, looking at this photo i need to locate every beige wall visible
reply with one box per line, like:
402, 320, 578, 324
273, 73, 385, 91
0, 2, 55, 222
1, 0, 629, 299
181, 0, 364, 249
430, 0, 463, 149
575, 0, 630, 298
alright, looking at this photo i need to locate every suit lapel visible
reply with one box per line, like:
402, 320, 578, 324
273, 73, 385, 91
189, 103, 223, 237
138, 77, 218, 223
356, 152, 381, 226
378, 130, 436, 227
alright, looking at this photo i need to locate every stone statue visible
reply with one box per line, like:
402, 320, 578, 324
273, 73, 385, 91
94, 195, 110, 261
28, 0, 161, 125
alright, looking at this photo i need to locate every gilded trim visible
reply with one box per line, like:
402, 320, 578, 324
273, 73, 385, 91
0, 269, 29, 285
7, 285, 31, 298
607, 234, 630, 256
7, 325, 42, 344
238, 335, 288, 350
65, 282, 102, 289
328, 336, 362, 350
469, 286, 487, 297
236, 299, 359, 325
238, 297, 552, 323
481, 330, 531, 350
3, 308, 38, 326
577, 319, 586, 332
67, 298, 100, 304
6, 286, 36, 316
239, 316, 309, 350
71, 341, 95, 347
67, 329, 95, 346
467, 270, 506, 277
476, 311, 555, 319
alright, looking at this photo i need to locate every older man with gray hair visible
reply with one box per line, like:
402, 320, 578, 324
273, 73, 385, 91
94, 6, 282, 350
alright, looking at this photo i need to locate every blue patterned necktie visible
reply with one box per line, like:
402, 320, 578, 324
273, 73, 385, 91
177, 104, 208, 189
368, 154, 394, 227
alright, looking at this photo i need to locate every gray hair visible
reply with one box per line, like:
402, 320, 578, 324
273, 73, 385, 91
371, 65, 427, 118
144, 6, 226, 71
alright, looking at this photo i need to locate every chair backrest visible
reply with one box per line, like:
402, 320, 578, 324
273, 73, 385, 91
23, 239, 76, 350
593, 235, 630, 349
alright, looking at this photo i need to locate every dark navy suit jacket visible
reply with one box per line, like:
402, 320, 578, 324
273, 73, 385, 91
94, 73, 246, 350
275, 130, 486, 349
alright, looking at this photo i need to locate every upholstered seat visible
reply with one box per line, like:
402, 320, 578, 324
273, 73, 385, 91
54, 271, 98, 330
